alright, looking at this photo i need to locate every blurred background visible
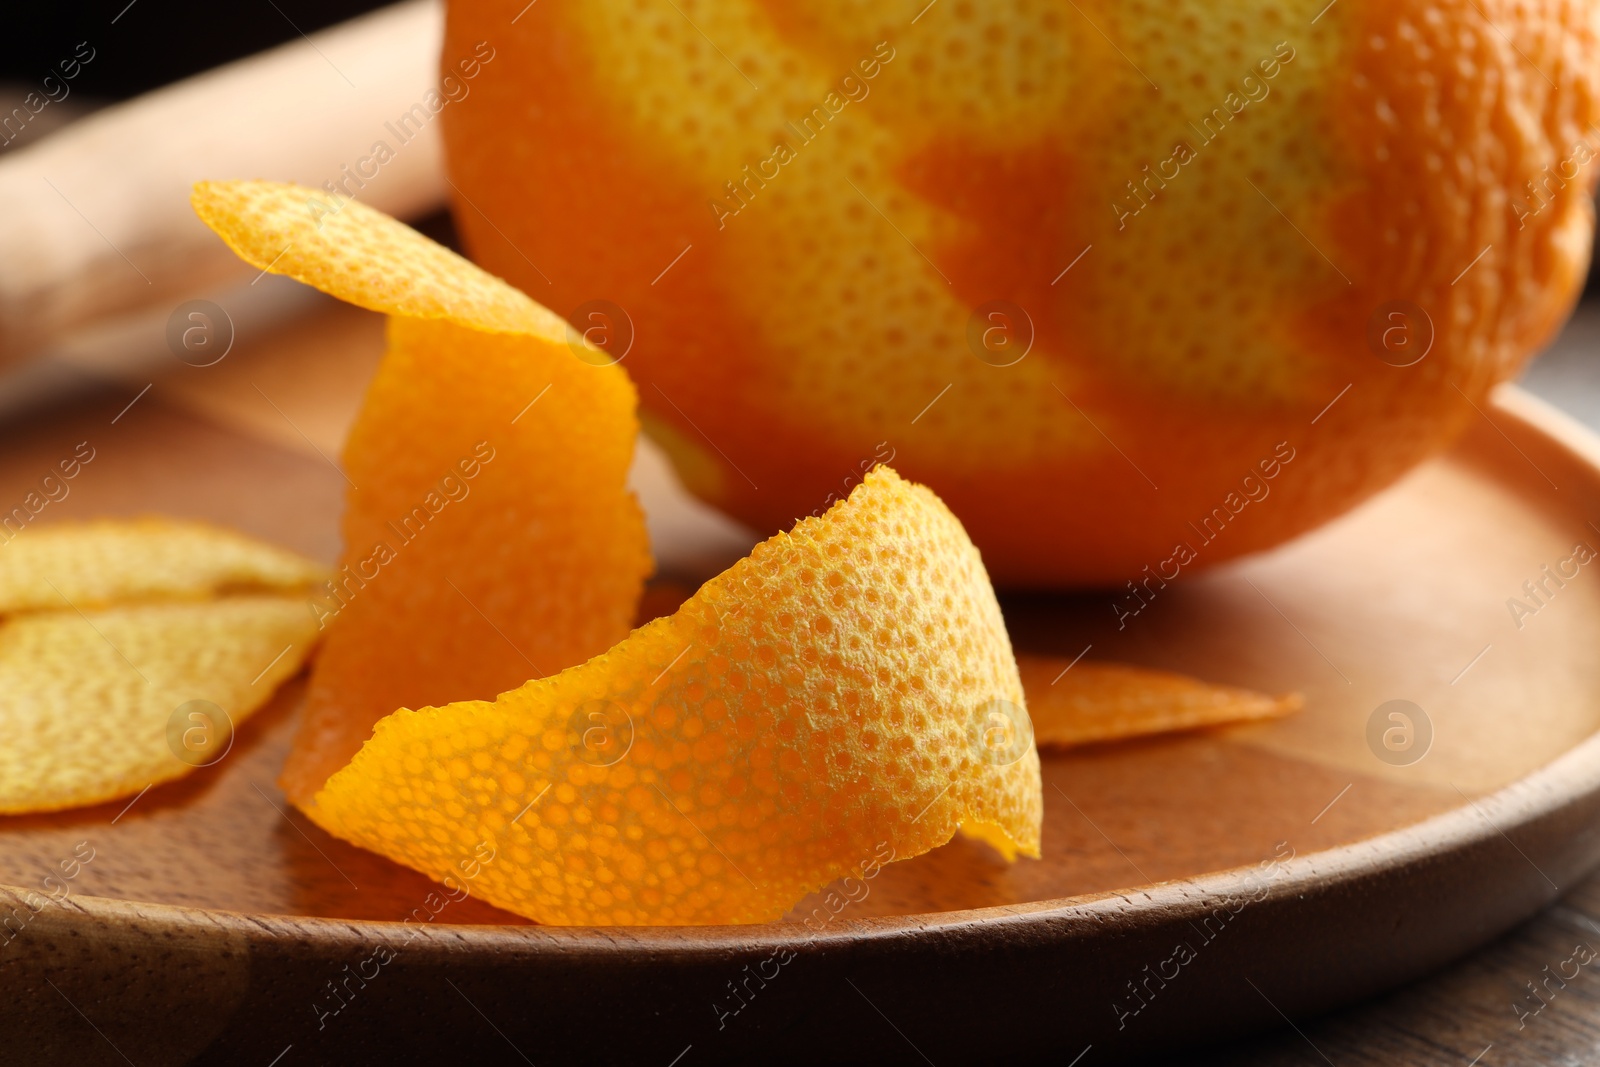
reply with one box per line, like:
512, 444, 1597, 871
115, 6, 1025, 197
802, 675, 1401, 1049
0, 1, 384, 136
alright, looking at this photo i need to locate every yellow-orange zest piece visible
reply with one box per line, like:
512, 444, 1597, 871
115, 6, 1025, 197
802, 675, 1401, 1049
0, 517, 325, 611
1019, 654, 1300, 748
0, 598, 319, 813
190, 181, 651, 807
311, 468, 1042, 925
0, 519, 325, 814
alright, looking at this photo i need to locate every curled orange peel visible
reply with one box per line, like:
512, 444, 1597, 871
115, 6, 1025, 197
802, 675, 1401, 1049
310, 468, 1042, 925
1018, 654, 1301, 748
190, 180, 557, 334
191, 180, 651, 806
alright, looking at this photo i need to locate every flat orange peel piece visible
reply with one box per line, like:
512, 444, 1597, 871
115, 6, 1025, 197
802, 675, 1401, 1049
1019, 654, 1301, 749
0, 517, 326, 611
0, 596, 320, 814
0, 520, 324, 814
190, 180, 650, 807
310, 468, 1042, 925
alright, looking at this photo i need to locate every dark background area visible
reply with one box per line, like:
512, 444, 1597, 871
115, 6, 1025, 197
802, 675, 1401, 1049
0, 0, 390, 99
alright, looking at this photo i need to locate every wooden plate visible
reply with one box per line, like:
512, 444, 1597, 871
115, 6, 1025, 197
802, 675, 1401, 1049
4, 300, 1600, 1066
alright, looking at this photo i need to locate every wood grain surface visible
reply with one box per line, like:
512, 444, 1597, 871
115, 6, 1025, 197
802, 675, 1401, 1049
1140, 302, 1600, 1067
1158, 872, 1600, 1065
1, 293, 1599, 1064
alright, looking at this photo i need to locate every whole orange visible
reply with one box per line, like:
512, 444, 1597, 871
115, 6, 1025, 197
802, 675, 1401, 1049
441, 0, 1599, 586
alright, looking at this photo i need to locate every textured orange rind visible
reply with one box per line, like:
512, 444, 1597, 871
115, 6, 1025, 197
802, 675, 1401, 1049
191, 180, 566, 337
1019, 654, 1300, 748
441, 0, 1600, 585
0, 520, 323, 813
191, 181, 651, 806
0, 516, 325, 611
311, 468, 1043, 925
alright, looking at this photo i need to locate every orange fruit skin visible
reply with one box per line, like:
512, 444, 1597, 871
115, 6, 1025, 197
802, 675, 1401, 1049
443, 0, 1600, 586
190, 181, 651, 805
1016, 654, 1298, 748
310, 468, 1041, 925
283, 316, 650, 804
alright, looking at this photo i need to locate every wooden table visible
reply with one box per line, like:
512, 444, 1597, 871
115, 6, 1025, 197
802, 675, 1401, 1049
1147, 300, 1600, 1067
1156, 874, 1600, 1065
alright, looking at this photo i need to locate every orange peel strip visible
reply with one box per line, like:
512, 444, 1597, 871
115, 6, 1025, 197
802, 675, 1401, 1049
0, 597, 319, 814
0, 519, 324, 814
191, 180, 560, 335
1019, 654, 1301, 749
0, 517, 326, 610
191, 180, 651, 806
310, 468, 1042, 925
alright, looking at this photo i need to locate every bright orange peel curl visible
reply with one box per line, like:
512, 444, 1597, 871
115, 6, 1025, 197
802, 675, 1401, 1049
190, 180, 651, 806
1018, 654, 1300, 749
310, 468, 1043, 926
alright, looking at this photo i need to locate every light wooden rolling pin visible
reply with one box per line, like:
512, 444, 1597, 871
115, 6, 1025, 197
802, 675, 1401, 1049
0, 0, 446, 364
